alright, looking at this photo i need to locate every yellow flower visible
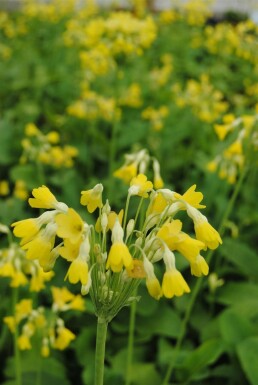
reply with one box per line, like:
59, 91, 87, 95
18, 334, 32, 350
162, 269, 190, 298
30, 269, 54, 292
214, 124, 230, 141
95, 209, 124, 233
29, 185, 61, 209
175, 184, 206, 209
156, 220, 182, 249
113, 163, 138, 184
12, 218, 40, 245
187, 206, 222, 250
54, 327, 75, 350
10, 271, 28, 287
51, 286, 74, 310
190, 255, 209, 277
41, 342, 50, 357
59, 238, 81, 261
55, 208, 84, 244
4, 316, 16, 332
25, 123, 40, 137
15, 299, 33, 322
175, 233, 205, 263
147, 192, 167, 216
80, 183, 103, 213
129, 174, 153, 198
66, 257, 89, 285
106, 243, 133, 272
143, 257, 162, 300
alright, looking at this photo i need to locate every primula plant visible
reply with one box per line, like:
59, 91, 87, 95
12, 178, 222, 385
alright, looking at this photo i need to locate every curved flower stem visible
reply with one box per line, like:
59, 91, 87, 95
125, 293, 138, 385
162, 166, 248, 385
95, 317, 108, 385
13, 288, 22, 385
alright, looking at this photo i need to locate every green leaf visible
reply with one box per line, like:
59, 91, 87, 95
137, 304, 181, 338
129, 363, 162, 385
220, 238, 258, 279
219, 309, 254, 349
4, 354, 69, 385
10, 164, 42, 189
217, 282, 258, 306
181, 339, 224, 381
237, 337, 258, 385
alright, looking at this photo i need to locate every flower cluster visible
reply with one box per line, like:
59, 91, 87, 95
202, 20, 258, 64
172, 74, 228, 123
142, 105, 169, 131
0, 226, 53, 291
4, 287, 85, 355
207, 112, 258, 183
20, 123, 78, 168
113, 148, 164, 188
12, 177, 221, 321
67, 88, 120, 122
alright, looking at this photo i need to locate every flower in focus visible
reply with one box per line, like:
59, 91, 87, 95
81, 183, 103, 213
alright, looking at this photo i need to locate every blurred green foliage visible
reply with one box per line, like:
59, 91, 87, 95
0, 2, 258, 385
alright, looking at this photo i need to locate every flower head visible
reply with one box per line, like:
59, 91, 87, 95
129, 174, 153, 198
81, 183, 103, 213
55, 208, 84, 244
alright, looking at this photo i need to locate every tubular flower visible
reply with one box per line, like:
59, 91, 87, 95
174, 184, 206, 209
106, 219, 133, 272
129, 174, 153, 198
81, 183, 103, 213
162, 246, 190, 298
156, 220, 182, 249
29, 186, 59, 209
22, 223, 57, 269
113, 163, 138, 184
162, 268, 190, 298
12, 211, 57, 245
55, 208, 84, 244
190, 254, 209, 277
186, 205, 222, 250
54, 326, 76, 350
66, 237, 90, 285
175, 233, 205, 262
143, 257, 162, 300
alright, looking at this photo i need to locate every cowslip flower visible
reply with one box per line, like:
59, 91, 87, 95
186, 205, 222, 250
129, 174, 153, 197
161, 246, 190, 298
81, 183, 103, 213
65, 236, 90, 285
55, 208, 85, 244
106, 219, 133, 272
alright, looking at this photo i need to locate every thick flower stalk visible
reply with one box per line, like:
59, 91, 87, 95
12, 180, 222, 385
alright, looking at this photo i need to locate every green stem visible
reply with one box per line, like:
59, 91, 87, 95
108, 120, 118, 198
95, 318, 108, 385
162, 167, 248, 385
13, 289, 22, 385
123, 194, 131, 232
125, 294, 137, 385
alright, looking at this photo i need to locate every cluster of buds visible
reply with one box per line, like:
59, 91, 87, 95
20, 123, 78, 168
207, 113, 258, 183
4, 287, 85, 355
113, 148, 164, 189
0, 225, 53, 291
12, 174, 221, 322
